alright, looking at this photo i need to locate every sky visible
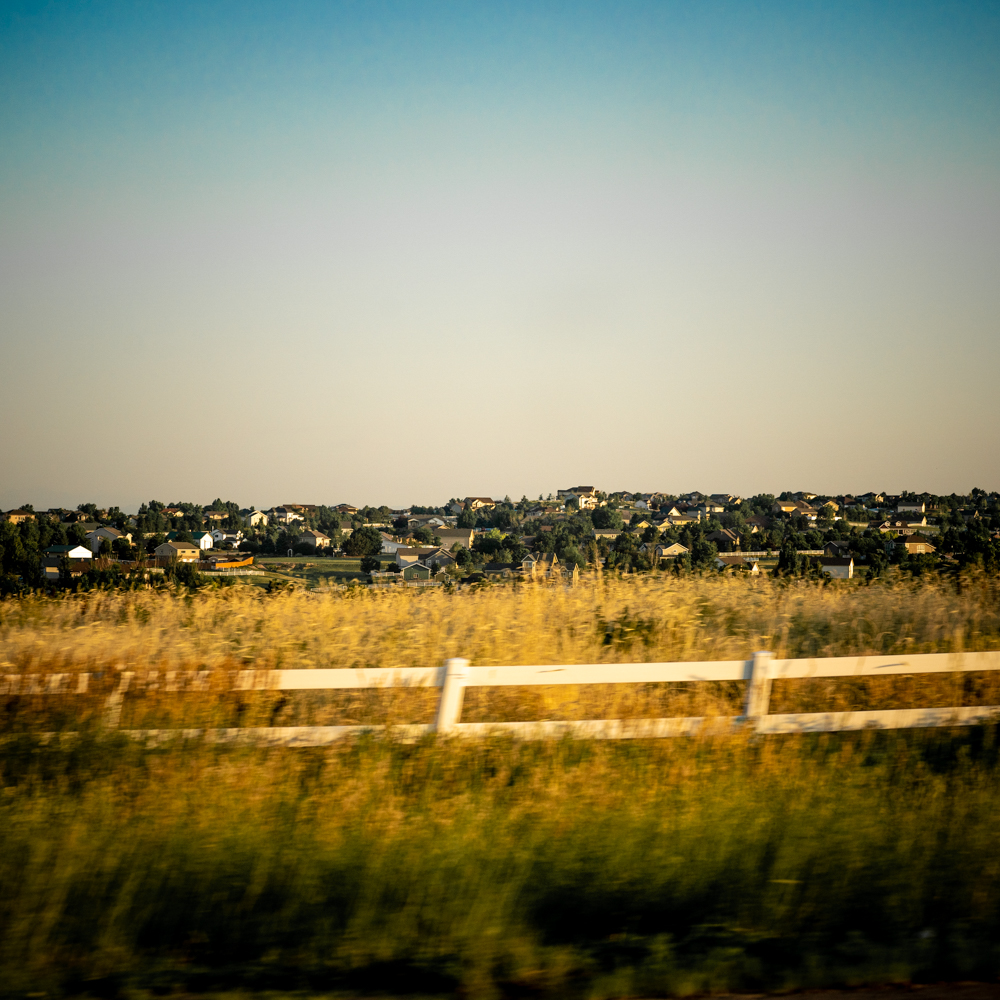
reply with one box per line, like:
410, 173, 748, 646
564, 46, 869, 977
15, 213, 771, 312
1, 0, 998, 512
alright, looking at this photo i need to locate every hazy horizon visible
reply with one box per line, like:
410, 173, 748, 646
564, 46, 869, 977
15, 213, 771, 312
2, 1, 999, 511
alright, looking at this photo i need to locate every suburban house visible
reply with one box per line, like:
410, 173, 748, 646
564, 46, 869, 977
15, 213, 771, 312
45, 544, 93, 561
85, 526, 131, 553
819, 557, 854, 579
660, 513, 699, 527
41, 544, 93, 581
705, 528, 740, 550
270, 506, 305, 525
640, 541, 690, 560
897, 500, 926, 514
772, 500, 814, 516
299, 529, 331, 550
406, 514, 452, 529
154, 541, 200, 562
896, 534, 936, 555
395, 546, 439, 568
557, 486, 602, 510
694, 501, 725, 516
335, 504, 358, 515
240, 509, 269, 527
422, 547, 457, 570
204, 511, 227, 524
877, 520, 922, 536
656, 542, 690, 559
190, 531, 214, 550
436, 527, 474, 550
463, 497, 497, 510
211, 529, 243, 546
4, 509, 35, 524
401, 563, 433, 581
592, 528, 621, 541
379, 533, 411, 554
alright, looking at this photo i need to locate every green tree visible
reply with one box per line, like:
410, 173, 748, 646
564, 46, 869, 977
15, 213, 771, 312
344, 525, 384, 558
591, 508, 624, 531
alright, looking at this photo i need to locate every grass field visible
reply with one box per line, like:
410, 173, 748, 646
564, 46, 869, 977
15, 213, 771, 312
252, 554, 399, 587
2, 573, 1000, 997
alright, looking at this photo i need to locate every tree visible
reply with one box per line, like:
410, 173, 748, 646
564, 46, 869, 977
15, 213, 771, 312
591, 508, 624, 531
776, 540, 801, 577
360, 555, 380, 574
344, 525, 384, 558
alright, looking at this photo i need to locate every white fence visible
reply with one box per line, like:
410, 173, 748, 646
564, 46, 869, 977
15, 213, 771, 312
5, 649, 1000, 745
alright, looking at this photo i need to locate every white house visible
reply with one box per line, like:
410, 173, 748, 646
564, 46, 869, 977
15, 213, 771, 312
269, 506, 304, 525
211, 528, 244, 545
897, 501, 926, 514
380, 533, 411, 554
85, 526, 130, 554
819, 557, 854, 579
190, 531, 214, 550
299, 529, 331, 550
241, 509, 269, 528
41, 544, 93, 581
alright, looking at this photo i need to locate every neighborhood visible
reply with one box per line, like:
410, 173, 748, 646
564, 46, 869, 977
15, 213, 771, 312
1, 487, 998, 590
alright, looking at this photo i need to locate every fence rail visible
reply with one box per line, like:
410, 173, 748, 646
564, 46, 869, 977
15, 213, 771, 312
5, 649, 1000, 745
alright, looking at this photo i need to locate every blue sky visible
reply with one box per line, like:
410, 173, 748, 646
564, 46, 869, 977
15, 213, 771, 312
1, 1, 998, 509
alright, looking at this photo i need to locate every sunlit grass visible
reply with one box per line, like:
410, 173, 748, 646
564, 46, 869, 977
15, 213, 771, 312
2, 574, 1000, 996
2, 730, 1000, 997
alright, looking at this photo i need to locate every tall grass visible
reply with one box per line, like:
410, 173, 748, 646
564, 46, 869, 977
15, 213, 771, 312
2, 575, 1000, 996
3, 574, 1000, 728
2, 731, 1000, 997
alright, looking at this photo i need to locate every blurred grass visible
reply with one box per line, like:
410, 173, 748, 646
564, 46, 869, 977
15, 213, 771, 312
2, 730, 1000, 998
2, 574, 1000, 997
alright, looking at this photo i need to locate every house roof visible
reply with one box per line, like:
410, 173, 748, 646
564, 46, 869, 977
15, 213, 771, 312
45, 545, 92, 556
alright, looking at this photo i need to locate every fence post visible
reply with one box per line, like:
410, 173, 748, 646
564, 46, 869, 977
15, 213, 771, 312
104, 671, 135, 728
435, 658, 470, 734
743, 651, 774, 726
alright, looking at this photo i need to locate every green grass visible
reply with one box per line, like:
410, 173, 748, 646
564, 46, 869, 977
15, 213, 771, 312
2, 727, 1000, 998
255, 555, 397, 586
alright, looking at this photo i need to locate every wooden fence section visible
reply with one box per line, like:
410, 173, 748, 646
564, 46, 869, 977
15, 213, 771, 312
6, 650, 1000, 744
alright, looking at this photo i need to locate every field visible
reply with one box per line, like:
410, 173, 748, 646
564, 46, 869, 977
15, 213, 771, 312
251, 554, 400, 588
2, 573, 1000, 998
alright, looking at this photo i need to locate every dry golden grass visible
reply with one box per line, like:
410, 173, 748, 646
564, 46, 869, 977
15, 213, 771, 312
2, 572, 999, 728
